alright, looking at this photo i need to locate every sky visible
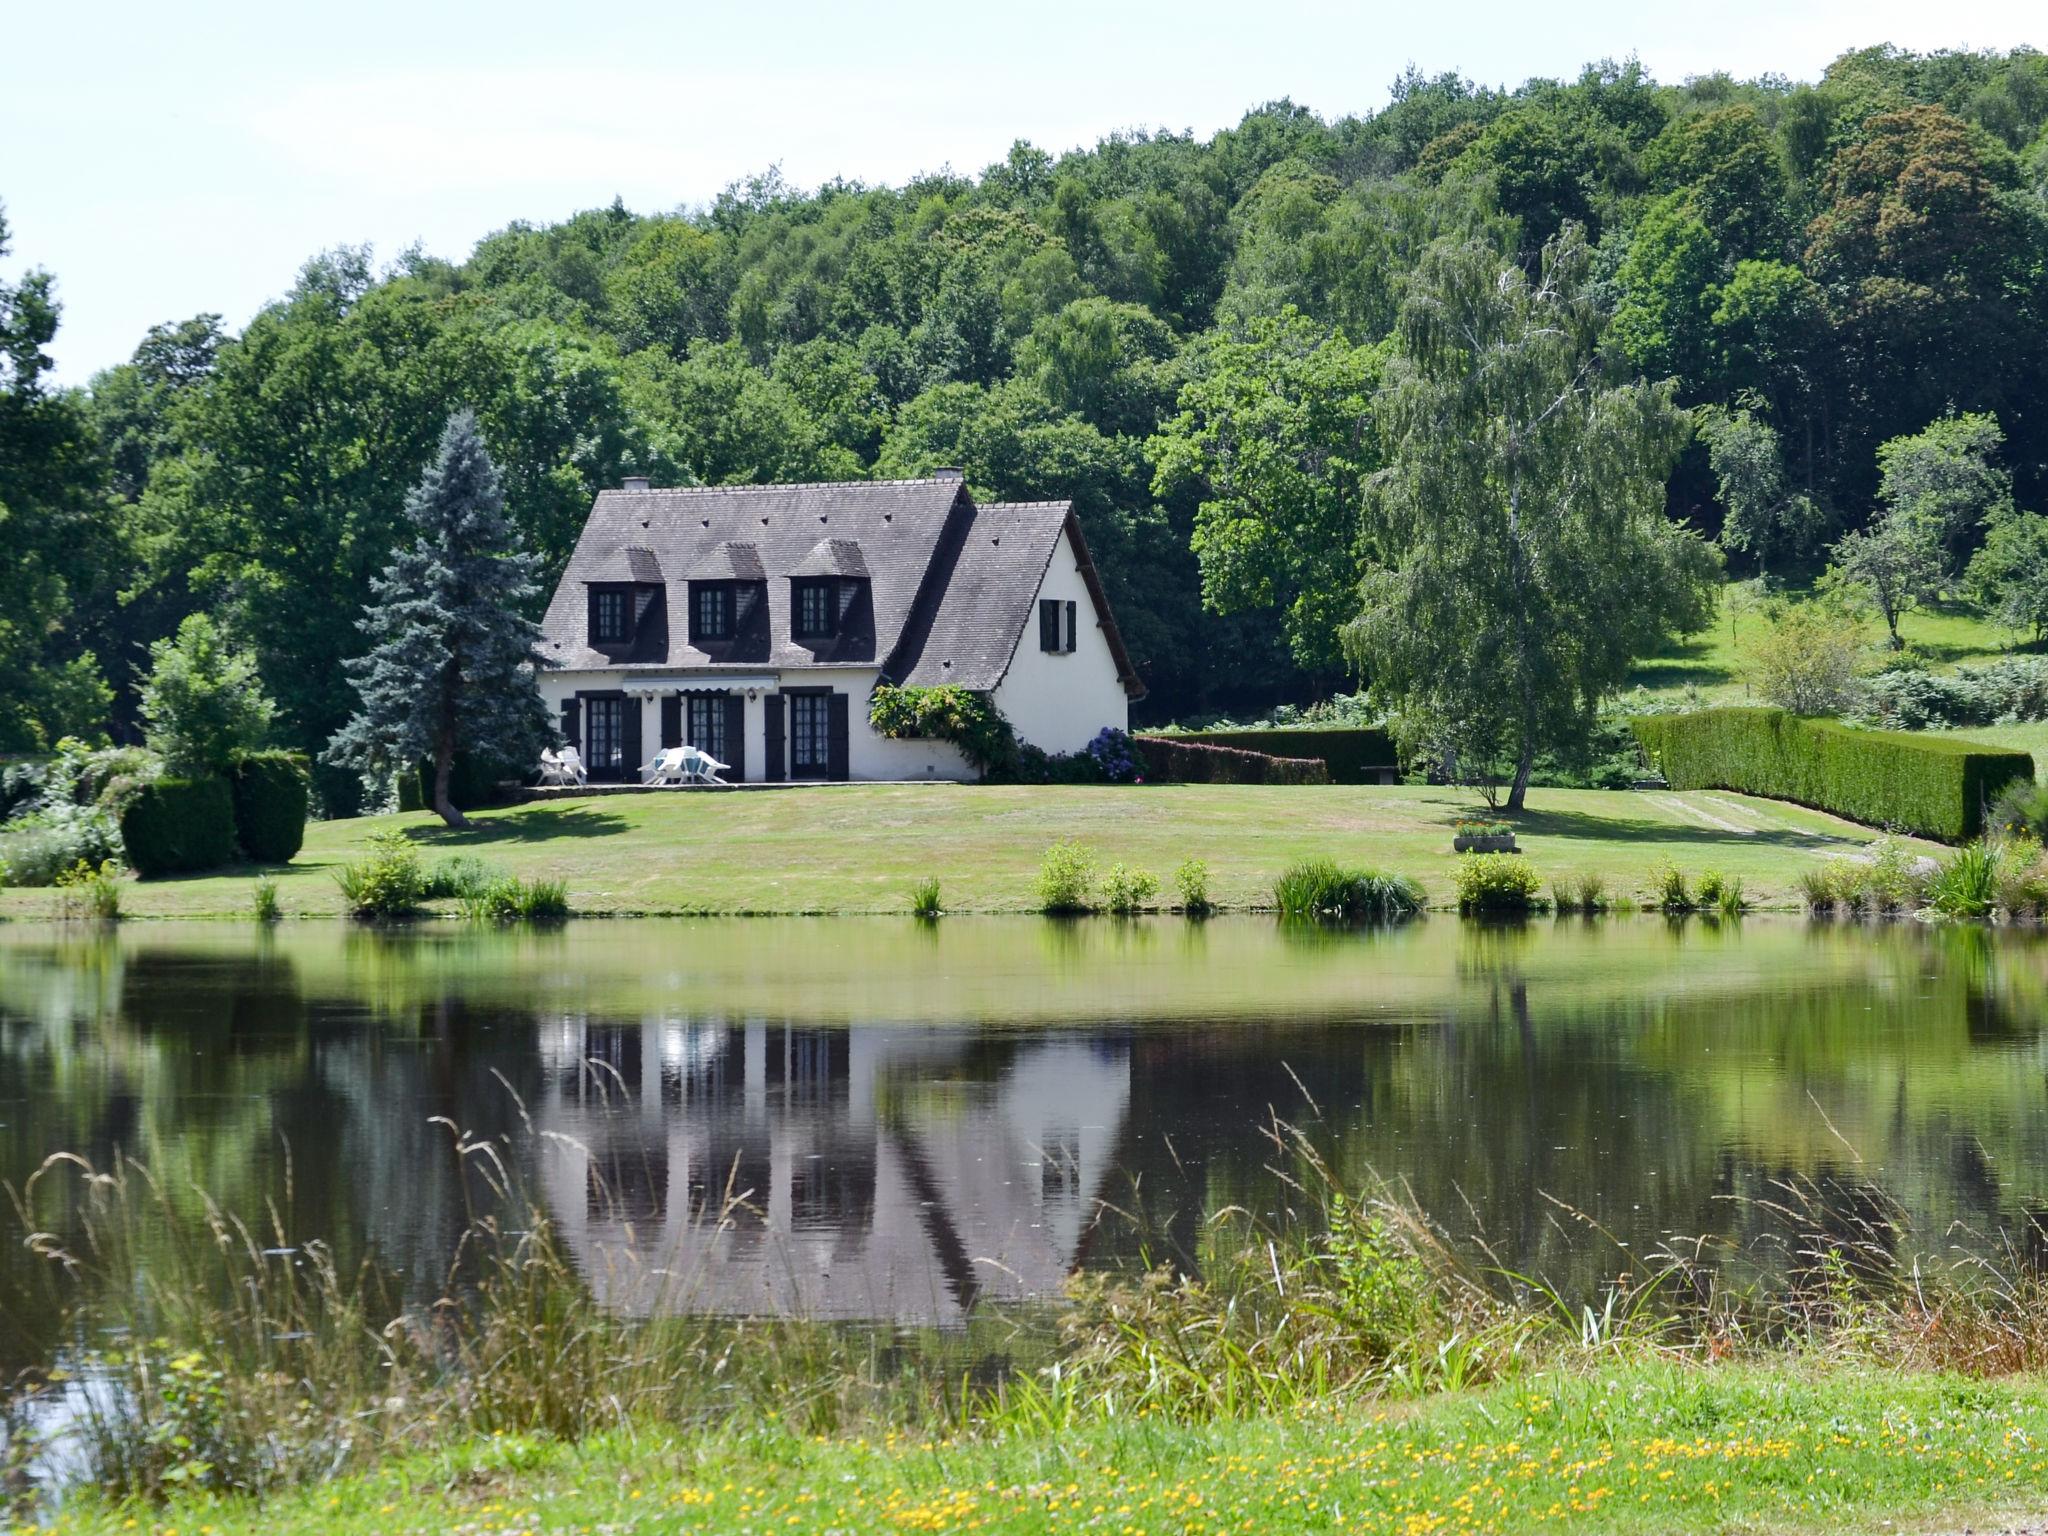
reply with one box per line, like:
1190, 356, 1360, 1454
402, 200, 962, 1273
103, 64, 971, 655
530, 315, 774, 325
5, 0, 2041, 384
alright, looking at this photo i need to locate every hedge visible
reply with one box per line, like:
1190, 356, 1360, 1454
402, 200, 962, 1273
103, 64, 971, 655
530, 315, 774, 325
118, 776, 237, 878
1134, 736, 1331, 786
229, 751, 310, 864
1630, 707, 2035, 843
1162, 727, 1398, 783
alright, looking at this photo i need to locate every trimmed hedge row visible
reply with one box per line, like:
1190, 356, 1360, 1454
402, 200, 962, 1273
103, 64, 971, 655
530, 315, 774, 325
1135, 736, 1332, 786
230, 751, 310, 863
1631, 707, 2035, 843
1163, 727, 1398, 783
118, 777, 238, 877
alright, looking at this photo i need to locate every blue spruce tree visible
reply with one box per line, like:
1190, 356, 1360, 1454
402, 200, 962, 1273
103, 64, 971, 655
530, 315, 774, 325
325, 411, 553, 827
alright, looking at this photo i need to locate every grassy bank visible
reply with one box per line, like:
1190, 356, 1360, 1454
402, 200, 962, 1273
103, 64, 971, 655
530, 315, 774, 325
38, 1362, 2048, 1536
0, 783, 1926, 920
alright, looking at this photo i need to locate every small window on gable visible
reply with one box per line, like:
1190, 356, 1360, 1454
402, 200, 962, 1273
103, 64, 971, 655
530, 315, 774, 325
592, 588, 629, 645
1038, 598, 1061, 653
794, 579, 837, 640
692, 583, 731, 642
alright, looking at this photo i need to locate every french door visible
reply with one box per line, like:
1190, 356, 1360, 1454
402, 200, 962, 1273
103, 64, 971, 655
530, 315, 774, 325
583, 695, 626, 779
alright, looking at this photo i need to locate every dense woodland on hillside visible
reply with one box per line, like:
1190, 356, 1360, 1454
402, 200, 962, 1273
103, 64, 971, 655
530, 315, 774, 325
4, 44, 2048, 809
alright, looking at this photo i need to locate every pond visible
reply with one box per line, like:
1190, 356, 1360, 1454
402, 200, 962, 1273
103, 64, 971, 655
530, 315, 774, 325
2, 915, 2046, 1373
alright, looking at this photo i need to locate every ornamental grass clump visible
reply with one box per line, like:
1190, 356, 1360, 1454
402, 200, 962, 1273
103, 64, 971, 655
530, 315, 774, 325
1101, 863, 1159, 914
908, 875, 942, 919
1648, 862, 1694, 913
1926, 840, 2002, 918
250, 876, 280, 923
1036, 839, 1097, 914
1451, 853, 1539, 914
1549, 872, 1608, 915
1274, 859, 1425, 921
458, 875, 569, 922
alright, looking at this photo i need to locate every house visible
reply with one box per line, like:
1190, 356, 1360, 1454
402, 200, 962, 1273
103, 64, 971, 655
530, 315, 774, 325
535, 472, 1144, 782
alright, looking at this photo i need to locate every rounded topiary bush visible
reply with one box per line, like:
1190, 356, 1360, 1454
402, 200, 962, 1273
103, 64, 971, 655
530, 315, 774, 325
118, 777, 237, 878
230, 751, 310, 864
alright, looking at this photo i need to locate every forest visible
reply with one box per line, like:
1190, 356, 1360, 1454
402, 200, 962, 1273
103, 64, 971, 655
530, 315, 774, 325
4, 43, 2047, 811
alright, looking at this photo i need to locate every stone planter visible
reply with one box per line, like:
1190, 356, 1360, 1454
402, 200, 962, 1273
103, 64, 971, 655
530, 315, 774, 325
1453, 833, 1519, 854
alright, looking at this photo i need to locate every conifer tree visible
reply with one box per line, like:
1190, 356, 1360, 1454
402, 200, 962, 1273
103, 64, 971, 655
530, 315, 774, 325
325, 412, 553, 827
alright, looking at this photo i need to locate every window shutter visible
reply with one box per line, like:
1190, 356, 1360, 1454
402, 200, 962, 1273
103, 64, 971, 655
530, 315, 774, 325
633, 585, 659, 632
586, 590, 601, 647
735, 581, 759, 625
836, 578, 857, 622
724, 694, 746, 782
1039, 599, 1058, 652
827, 692, 850, 782
660, 695, 682, 750
561, 697, 581, 749
621, 695, 643, 776
765, 694, 785, 782
1065, 600, 1077, 653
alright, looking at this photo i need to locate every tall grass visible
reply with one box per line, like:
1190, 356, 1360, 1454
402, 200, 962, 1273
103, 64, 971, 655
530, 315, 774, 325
1273, 859, 1424, 921
908, 875, 942, 918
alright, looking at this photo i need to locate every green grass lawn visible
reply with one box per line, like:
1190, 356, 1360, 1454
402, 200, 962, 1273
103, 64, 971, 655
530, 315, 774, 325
1626, 586, 2041, 707
0, 781, 1925, 921
40, 1362, 2048, 1536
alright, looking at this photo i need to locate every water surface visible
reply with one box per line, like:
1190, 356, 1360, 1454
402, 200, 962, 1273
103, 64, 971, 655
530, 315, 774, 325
2, 916, 2045, 1367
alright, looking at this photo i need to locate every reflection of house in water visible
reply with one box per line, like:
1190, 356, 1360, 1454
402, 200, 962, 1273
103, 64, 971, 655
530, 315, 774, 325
535, 1018, 1129, 1324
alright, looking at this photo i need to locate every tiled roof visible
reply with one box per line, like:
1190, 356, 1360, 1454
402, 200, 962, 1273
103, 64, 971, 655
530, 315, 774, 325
590, 546, 665, 583
538, 478, 1143, 698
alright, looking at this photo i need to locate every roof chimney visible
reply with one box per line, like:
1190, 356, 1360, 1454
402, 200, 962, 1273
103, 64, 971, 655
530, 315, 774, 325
621, 475, 651, 492
932, 466, 964, 482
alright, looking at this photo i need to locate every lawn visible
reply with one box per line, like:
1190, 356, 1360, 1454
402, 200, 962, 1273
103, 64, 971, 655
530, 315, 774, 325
1625, 585, 2041, 707
42, 1362, 2048, 1536
0, 781, 1926, 921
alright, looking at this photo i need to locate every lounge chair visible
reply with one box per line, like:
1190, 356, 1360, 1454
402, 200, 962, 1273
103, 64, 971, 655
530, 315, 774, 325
640, 747, 688, 786
537, 749, 569, 786
556, 746, 588, 785
680, 746, 729, 786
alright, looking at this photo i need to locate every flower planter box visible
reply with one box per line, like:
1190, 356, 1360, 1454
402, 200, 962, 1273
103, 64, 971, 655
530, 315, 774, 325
1453, 833, 1519, 854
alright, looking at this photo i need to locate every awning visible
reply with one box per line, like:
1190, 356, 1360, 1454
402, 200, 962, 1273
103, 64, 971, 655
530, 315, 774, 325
623, 674, 781, 698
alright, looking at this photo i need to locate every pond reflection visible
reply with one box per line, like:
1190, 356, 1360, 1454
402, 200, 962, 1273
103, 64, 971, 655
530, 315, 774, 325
2, 916, 2045, 1367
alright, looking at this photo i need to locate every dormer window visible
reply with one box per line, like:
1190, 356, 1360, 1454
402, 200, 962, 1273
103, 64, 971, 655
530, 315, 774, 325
592, 589, 629, 644
692, 583, 733, 642
793, 579, 838, 640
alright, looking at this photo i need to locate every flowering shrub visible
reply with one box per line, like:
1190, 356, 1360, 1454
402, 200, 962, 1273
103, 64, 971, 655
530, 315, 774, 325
868, 685, 1018, 776
1086, 727, 1142, 783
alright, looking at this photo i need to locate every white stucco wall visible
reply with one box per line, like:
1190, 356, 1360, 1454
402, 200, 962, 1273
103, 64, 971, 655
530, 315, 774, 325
536, 667, 972, 782
990, 527, 1132, 756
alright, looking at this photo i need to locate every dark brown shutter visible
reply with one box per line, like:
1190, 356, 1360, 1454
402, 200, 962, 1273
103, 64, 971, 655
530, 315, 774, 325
622, 695, 643, 776
724, 694, 745, 782
1039, 599, 1058, 652
1065, 600, 1077, 652
764, 694, 785, 782
827, 692, 850, 782
561, 697, 580, 748
660, 694, 682, 749
586, 590, 602, 647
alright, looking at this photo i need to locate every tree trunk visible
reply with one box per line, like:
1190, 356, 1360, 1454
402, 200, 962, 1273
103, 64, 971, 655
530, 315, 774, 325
1505, 736, 1535, 813
431, 725, 468, 829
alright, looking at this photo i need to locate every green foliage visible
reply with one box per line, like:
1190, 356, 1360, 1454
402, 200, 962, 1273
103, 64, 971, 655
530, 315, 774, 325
1926, 841, 2003, 919
1856, 656, 2048, 729
250, 877, 280, 923
117, 776, 236, 878
333, 831, 426, 919
1987, 778, 2048, 841
1035, 839, 1097, 914
0, 806, 123, 887
908, 876, 943, 919
1451, 853, 1540, 913
1967, 509, 2048, 642
457, 875, 571, 922
1100, 863, 1159, 914
867, 685, 1018, 776
137, 613, 276, 774
1649, 863, 1694, 913
1698, 408, 1820, 577
1874, 411, 2015, 573
1799, 837, 1933, 916
1550, 872, 1607, 915
423, 854, 502, 902
1823, 513, 1945, 649
1153, 726, 1397, 782
1132, 735, 1331, 784
1345, 228, 1720, 811
228, 752, 309, 865
322, 413, 554, 828
1632, 707, 2035, 843
1274, 859, 1425, 920
1173, 858, 1212, 915
54, 858, 123, 920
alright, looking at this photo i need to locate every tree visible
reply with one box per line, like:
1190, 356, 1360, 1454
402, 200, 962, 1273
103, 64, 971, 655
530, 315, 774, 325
1873, 411, 2015, 573
1146, 311, 1380, 674
1344, 229, 1719, 811
324, 413, 554, 827
1742, 600, 1864, 715
1699, 407, 1820, 576
1821, 514, 1943, 649
1967, 509, 2048, 643
137, 613, 276, 774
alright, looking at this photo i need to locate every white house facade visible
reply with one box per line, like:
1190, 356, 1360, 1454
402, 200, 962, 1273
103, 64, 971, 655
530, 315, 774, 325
534, 473, 1144, 783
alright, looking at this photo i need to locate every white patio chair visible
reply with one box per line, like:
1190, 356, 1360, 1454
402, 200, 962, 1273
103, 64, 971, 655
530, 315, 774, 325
640, 747, 687, 786
556, 746, 588, 785
537, 749, 567, 786
680, 746, 729, 786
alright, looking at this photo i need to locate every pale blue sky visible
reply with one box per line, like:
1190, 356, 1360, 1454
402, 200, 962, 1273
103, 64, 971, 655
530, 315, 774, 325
6, 0, 2039, 382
